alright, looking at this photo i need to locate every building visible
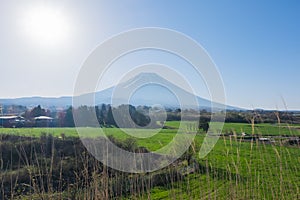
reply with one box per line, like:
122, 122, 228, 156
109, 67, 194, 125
34, 116, 54, 127
0, 116, 25, 128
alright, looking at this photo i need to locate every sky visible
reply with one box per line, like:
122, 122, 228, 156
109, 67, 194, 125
0, 0, 299, 110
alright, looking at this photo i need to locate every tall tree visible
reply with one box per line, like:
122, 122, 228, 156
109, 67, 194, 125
30, 105, 47, 118
106, 105, 116, 127
98, 104, 106, 126
64, 106, 75, 127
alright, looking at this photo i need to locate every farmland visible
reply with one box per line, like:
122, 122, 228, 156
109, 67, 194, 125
1, 122, 299, 152
0, 122, 299, 138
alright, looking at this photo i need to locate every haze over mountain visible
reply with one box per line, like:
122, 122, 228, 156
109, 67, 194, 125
0, 73, 239, 110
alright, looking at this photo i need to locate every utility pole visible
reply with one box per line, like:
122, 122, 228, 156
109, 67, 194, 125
0, 104, 2, 127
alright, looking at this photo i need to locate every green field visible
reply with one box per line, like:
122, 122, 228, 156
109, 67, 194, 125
1, 122, 299, 137
166, 121, 300, 136
0, 122, 299, 152
0, 127, 177, 151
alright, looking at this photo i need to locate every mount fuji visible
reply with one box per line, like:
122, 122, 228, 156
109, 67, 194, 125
0, 73, 240, 110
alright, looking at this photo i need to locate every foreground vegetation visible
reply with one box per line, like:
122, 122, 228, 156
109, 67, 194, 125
0, 122, 300, 199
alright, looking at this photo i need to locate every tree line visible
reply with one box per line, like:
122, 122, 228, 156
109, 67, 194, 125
1, 104, 298, 128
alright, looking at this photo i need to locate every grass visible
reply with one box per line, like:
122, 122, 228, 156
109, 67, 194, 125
0, 127, 178, 151
1, 121, 299, 138
133, 136, 300, 199
221, 122, 300, 135
165, 121, 300, 136
0, 122, 299, 152
1, 122, 300, 199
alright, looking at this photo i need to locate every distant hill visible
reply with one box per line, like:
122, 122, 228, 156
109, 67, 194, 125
0, 73, 240, 110
0, 96, 72, 108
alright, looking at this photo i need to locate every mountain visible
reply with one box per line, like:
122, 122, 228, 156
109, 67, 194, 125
0, 96, 72, 108
0, 73, 240, 110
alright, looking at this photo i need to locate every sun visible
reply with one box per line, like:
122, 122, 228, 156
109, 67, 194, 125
23, 5, 69, 46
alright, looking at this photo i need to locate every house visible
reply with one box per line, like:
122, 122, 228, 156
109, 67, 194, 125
0, 115, 25, 127
34, 116, 53, 121
34, 116, 54, 127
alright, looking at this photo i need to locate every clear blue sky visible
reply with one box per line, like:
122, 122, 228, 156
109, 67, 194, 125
0, 0, 299, 110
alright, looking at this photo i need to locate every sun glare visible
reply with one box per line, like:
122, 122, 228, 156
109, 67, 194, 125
23, 5, 69, 46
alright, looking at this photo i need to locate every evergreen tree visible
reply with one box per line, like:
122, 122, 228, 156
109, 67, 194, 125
30, 105, 47, 118
106, 105, 116, 127
64, 106, 75, 127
